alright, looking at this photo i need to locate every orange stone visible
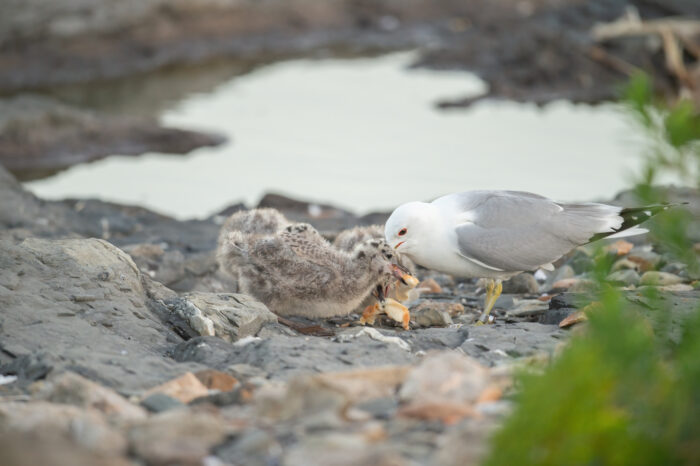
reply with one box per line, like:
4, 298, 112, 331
194, 370, 238, 392
559, 310, 588, 328
418, 278, 442, 294
605, 240, 634, 256
143, 372, 209, 403
552, 278, 580, 289
476, 385, 503, 403
399, 401, 477, 425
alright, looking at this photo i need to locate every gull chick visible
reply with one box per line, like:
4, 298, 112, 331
385, 190, 669, 324
334, 225, 419, 303
217, 209, 413, 328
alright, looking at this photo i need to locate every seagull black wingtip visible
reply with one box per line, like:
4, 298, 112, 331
589, 202, 688, 243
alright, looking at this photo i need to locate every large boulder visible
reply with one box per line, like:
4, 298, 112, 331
0, 237, 204, 393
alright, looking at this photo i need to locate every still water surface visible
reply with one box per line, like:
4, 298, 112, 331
25, 52, 644, 219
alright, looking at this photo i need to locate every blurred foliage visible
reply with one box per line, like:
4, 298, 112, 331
623, 73, 700, 189
623, 73, 699, 277
485, 287, 700, 465
484, 74, 700, 466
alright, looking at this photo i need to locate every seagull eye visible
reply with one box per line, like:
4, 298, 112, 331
398, 228, 407, 237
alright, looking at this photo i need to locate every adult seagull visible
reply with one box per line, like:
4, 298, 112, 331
385, 190, 670, 324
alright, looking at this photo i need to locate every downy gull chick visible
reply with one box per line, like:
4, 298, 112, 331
217, 209, 415, 329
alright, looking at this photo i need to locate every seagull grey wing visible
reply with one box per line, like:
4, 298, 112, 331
454, 192, 622, 272
456, 223, 575, 272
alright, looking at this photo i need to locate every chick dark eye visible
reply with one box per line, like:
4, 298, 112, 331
398, 228, 407, 237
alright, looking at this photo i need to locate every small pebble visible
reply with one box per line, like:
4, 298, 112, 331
418, 278, 442, 294
502, 273, 539, 294
605, 240, 634, 256
607, 269, 641, 286
140, 393, 185, 413
640, 271, 684, 286
412, 305, 453, 328
657, 284, 693, 292
661, 262, 687, 277
551, 278, 580, 290
628, 248, 661, 271
612, 258, 639, 271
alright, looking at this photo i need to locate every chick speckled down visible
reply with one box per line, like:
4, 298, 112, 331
334, 224, 420, 306
217, 209, 404, 319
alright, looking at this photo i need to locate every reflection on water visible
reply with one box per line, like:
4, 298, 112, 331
26, 52, 645, 219
43, 58, 267, 118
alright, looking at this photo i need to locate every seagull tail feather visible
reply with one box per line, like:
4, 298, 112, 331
589, 202, 688, 242
605, 227, 648, 239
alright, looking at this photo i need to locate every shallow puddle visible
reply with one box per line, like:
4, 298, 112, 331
25, 52, 647, 219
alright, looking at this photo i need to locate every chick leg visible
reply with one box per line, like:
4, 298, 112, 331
476, 279, 502, 325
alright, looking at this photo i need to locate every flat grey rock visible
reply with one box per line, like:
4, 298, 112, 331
398, 327, 470, 352
460, 322, 566, 366
0, 237, 203, 394
173, 334, 414, 380
140, 393, 185, 413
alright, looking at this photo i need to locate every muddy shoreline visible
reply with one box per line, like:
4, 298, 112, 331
2, 0, 698, 181
2, 0, 697, 98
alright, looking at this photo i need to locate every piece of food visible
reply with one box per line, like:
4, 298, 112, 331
383, 298, 411, 330
391, 264, 419, 287
359, 298, 411, 330
390, 265, 420, 301
360, 269, 417, 330
360, 303, 381, 326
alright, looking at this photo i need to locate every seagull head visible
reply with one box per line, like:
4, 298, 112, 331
384, 201, 436, 257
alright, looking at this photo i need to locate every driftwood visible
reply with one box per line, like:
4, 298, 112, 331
593, 16, 700, 43
591, 10, 700, 99
586, 45, 641, 78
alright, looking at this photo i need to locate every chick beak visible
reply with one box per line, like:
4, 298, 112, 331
391, 263, 411, 285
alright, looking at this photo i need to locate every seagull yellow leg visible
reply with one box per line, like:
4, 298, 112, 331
477, 279, 502, 325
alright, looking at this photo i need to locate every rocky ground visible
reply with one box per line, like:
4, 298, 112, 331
0, 95, 226, 180
1, 162, 699, 465
2, 0, 698, 101
1, 0, 699, 181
